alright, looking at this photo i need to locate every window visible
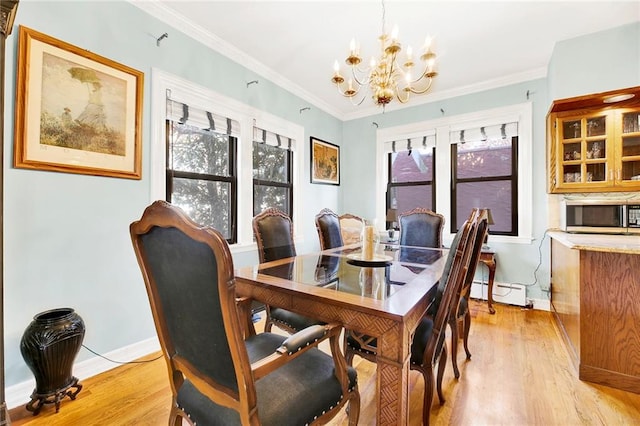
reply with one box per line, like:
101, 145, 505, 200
450, 125, 518, 235
166, 121, 237, 242
252, 128, 293, 217
151, 69, 305, 249
376, 133, 437, 226
387, 147, 436, 214
376, 102, 532, 244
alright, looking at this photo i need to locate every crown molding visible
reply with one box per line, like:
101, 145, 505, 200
129, 0, 342, 118
130, 1, 547, 122
341, 67, 547, 121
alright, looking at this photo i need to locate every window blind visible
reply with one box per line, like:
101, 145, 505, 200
450, 122, 518, 144
166, 98, 240, 137
382, 131, 436, 153
253, 126, 294, 150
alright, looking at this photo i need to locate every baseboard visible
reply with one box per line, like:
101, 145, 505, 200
7, 336, 160, 410
470, 280, 527, 307
580, 364, 640, 394
531, 297, 551, 311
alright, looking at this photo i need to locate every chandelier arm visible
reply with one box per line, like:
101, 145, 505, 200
334, 83, 363, 99
393, 78, 410, 104
350, 67, 370, 87
350, 94, 367, 106
408, 62, 433, 85
407, 78, 435, 95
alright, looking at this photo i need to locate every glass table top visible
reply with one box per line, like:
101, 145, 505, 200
257, 246, 445, 301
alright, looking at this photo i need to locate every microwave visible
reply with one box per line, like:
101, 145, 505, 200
561, 199, 640, 234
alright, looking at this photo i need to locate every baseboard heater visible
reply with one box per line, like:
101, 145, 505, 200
470, 280, 527, 307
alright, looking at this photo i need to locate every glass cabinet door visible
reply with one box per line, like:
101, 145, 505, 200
559, 115, 608, 185
547, 87, 640, 194
620, 111, 640, 182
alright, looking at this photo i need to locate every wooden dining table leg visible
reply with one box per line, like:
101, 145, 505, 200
376, 328, 412, 425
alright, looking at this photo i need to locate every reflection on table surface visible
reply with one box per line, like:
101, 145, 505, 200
257, 245, 444, 301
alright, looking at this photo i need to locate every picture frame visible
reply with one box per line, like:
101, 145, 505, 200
310, 137, 340, 185
13, 26, 144, 179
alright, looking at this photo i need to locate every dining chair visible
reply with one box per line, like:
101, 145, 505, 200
338, 213, 364, 245
449, 208, 490, 379
344, 217, 476, 425
398, 208, 445, 248
253, 207, 323, 334
315, 208, 344, 250
130, 201, 360, 426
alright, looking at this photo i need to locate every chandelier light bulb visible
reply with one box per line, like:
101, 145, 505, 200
349, 38, 357, 55
391, 25, 399, 41
424, 36, 432, 50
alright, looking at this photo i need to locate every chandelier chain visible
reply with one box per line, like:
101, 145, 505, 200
380, 0, 386, 36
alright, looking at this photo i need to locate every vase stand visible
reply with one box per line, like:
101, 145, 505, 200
26, 376, 82, 415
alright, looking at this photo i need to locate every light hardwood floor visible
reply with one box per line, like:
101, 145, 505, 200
9, 300, 640, 425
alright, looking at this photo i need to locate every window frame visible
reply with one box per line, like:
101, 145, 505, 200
376, 102, 533, 245
252, 140, 294, 217
386, 146, 437, 215
450, 136, 518, 235
150, 69, 305, 252
165, 121, 238, 243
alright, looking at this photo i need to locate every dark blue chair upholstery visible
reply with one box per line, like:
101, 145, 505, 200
254, 210, 297, 262
449, 208, 489, 379
398, 208, 445, 248
315, 208, 344, 250
130, 201, 360, 426
253, 208, 324, 334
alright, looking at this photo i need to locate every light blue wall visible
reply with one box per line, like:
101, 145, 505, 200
3, 1, 343, 389
342, 80, 552, 298
548, 22, 639, 99
3, 1, 639, 393
341, 22, 640, 303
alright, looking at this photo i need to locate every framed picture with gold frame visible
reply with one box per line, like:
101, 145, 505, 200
13, 26, 144, 179
310, 137, 340, 185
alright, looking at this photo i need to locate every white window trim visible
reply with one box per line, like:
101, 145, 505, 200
376, 102, 533, 245
150, 68, 305, 252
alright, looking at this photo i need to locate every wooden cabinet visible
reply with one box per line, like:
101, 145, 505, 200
550, 233, 640, 394
547, 86, 640, 193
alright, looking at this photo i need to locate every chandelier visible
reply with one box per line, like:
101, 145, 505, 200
330, 0, 438, 108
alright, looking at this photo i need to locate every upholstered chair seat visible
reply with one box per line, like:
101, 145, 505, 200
130, 201, 360, 426
177, 332, 358, 425
345, 217, 477, 425
448, 209, 489, 378
253, 207, 323, 334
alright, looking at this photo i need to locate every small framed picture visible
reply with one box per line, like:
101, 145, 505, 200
310, 137, 340, 185
13, 26, 144, 179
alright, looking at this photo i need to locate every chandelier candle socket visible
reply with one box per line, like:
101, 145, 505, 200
331, 0, 438, 107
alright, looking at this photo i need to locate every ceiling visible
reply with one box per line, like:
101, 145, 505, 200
135, 1, 640, 120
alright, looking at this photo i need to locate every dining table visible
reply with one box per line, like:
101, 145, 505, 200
234, 244, 448, 425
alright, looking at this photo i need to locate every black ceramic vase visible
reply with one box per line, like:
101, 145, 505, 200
20, 308, 85, 415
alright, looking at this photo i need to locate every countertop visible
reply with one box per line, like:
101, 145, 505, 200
549, 230, 640, 255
